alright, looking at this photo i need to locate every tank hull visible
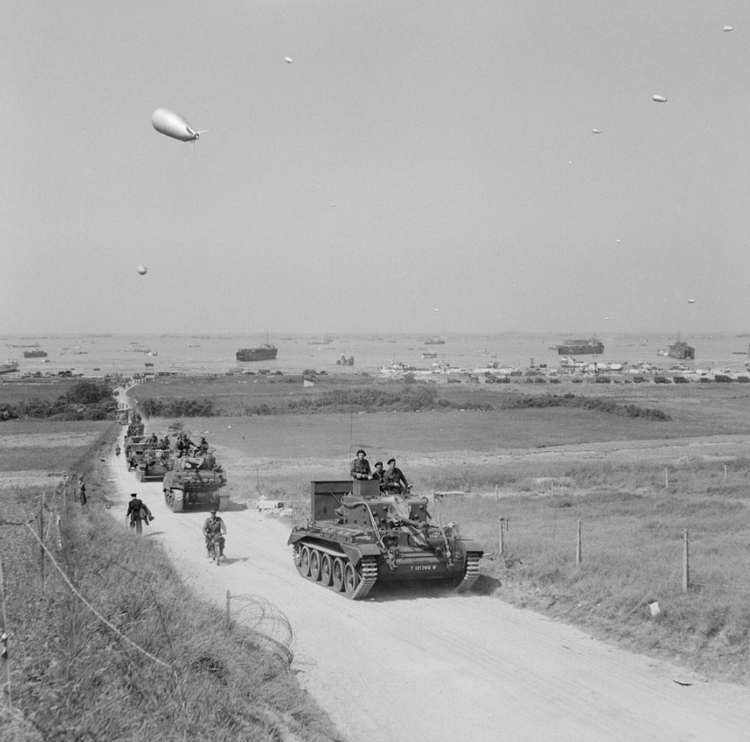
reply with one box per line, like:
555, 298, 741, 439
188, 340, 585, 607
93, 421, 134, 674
288, 480, 483, 599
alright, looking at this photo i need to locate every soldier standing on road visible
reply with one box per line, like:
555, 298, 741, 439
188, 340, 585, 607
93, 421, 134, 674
350, 449, 372, 480
126, 492, 153, 535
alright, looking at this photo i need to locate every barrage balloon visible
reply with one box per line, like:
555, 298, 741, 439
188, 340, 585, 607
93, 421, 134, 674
137, 265, 148, 275
652, 95, 668, 103
285, 57, 294, 63
152, 108, 205, 142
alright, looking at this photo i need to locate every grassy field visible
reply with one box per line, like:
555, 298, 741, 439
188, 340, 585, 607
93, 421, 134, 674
0, 379, 84, 405
133, 374, 750, 685
0, 413, 340, 740
0, 421, 111, 474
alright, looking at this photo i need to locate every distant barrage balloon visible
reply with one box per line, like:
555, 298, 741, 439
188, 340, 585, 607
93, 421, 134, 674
152, 108, 205, 142
687, 298, 695, 304
723, 26, 734, 32
652, 95, 668, 103
137, 265, 148, 275
592, 129, 602, 134
285, 57, 294, 63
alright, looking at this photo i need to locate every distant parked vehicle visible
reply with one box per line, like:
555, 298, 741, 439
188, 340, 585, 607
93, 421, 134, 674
654, 376, 671, 384
672, 376, 688, 384
714, 374, 732, 382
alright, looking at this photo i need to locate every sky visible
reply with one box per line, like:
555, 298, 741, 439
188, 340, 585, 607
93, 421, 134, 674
2, 1, 750, 335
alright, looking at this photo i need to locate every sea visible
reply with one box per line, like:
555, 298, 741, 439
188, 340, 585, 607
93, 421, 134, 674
2, 332, 749, 378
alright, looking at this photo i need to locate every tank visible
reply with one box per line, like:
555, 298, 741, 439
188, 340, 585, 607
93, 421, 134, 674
162, 453, 228, 512
135, 447, 172, 482
288, 480, 484, 600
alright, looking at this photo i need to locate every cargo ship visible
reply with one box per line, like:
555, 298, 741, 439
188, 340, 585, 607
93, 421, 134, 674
236, 343, 278, 362
666, 340, 695, 360
555, 338, 604, 355
424, 336, 446, 345
23, 349, 47, 358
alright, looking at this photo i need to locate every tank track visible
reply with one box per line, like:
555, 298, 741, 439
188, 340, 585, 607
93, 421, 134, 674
293, 546, 379, 600
350, 556, 378, 600
455, 553, 481, 593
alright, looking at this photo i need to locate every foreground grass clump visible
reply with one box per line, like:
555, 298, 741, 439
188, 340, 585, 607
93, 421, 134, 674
429, 471, 750, 684
0, 429, 340, 742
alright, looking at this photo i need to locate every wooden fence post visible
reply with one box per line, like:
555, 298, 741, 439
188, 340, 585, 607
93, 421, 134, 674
498, 518, 505, 557
226, 590, 231, 628
576, 520, 582, 566
683, 529, 690, 593
665, 468, 669, 489
39, 492, 45, 591
0, 558, 11, 709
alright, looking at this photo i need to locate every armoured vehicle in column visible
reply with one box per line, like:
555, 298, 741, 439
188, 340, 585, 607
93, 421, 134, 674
162, 451, 228, 512
288, 480, 484, 600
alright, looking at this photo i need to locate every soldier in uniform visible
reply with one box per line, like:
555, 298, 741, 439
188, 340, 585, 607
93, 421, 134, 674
371, 461, 385, 481
383, 458, 409, 493
350, 449, 372, 480
203, 509, 226, 558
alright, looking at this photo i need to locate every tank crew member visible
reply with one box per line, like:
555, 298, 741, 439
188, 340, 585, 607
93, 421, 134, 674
383, 458, 409, 493
350, 449, 372, 480
196, 437, 209, 455
203, 509, 226, 558
371, 461, 385, 481
386, 494, 428, 547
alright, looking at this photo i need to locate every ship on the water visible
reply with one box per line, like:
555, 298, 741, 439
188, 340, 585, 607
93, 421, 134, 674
555, 338, 604, 355
422, 351, 438, 359
23, 349, 47, 358
664, 339, 695, 360
0, 360, 19, 375
236, 343, 278, 362
424, 336, 446, 345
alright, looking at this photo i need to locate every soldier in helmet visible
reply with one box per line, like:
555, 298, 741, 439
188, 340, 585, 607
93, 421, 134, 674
350, 449, 372, 480
203, 509, 226, 558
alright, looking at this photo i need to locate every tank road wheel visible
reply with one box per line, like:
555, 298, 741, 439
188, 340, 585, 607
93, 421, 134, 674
309, 549, 321, 581
343, 562, 360, 598
299, 546, 311, 577
170, 488, 184, 513
332, 558, 345, 592
319, 554, 333, 587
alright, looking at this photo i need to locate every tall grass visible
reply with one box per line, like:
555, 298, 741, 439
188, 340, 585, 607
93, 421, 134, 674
0, 427, 341, 742
428, 468, 750, 684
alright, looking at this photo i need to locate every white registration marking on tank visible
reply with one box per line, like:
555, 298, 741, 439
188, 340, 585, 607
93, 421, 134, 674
411, 565, 438, 571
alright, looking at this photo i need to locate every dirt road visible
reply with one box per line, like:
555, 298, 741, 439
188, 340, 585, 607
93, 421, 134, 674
107, 432, 750, 742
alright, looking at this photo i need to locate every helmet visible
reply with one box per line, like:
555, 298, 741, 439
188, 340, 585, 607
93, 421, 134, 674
210, 509, 217, 515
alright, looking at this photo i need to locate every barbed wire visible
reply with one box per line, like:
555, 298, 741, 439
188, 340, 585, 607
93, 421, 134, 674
23, 522, 172, 670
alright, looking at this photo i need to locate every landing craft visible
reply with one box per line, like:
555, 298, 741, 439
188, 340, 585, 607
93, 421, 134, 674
152, 108, 206, 142
652, 95, 668, 103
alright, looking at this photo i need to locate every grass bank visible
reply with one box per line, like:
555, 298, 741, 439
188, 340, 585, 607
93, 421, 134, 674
0, 425, 341, 742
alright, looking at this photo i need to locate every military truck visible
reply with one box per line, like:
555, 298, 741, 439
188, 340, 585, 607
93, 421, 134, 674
162, 453, 228, 512
288, 480, 484, 600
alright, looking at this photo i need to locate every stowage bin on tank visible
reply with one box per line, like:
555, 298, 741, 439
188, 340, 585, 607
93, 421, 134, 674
288, 480, 484, 600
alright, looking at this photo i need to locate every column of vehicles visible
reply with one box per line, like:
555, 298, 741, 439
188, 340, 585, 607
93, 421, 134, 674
123, 417, 228, 512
